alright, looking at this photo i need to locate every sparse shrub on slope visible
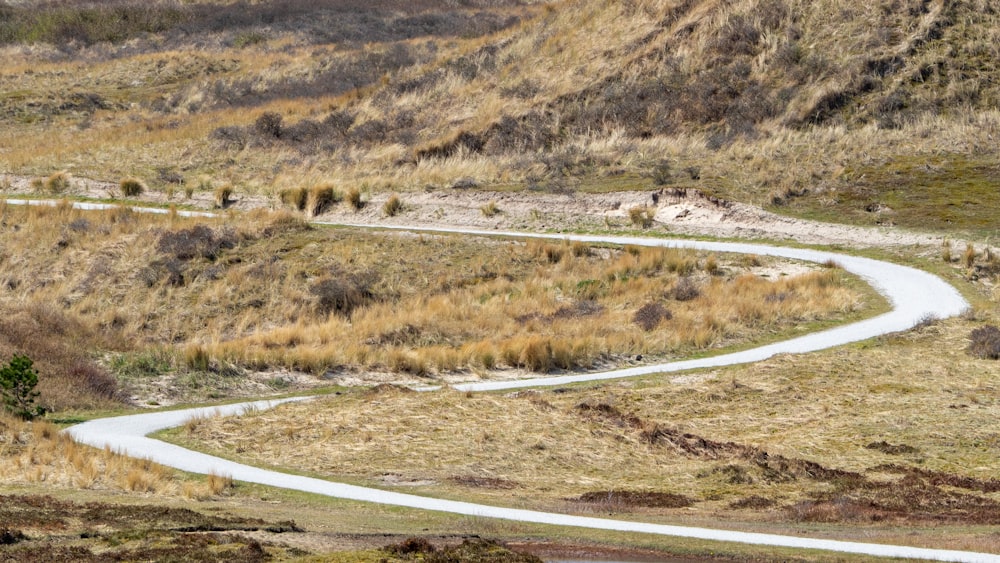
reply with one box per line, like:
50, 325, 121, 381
0, 355, 45, 420
382, 193, 403, 217
968, 325, 1000, 359
119, 177, 145, 197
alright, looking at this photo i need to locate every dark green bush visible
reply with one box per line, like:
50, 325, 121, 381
0, 355, 45, 420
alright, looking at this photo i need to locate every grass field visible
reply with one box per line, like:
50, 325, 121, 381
2, 0, 1000, 560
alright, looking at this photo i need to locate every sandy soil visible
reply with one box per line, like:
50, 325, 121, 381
0, 173, 948, 250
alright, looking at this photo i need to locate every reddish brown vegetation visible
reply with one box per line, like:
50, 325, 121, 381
575, 402, 1000, 524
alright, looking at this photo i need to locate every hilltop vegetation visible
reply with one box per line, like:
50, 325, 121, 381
2, 0, 999, 231
3, 2, 1000, 560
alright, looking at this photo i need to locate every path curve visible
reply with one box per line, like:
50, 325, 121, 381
22, 199, 989, 561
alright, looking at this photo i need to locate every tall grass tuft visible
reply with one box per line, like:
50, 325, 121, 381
119, 177, 145, 197
45, 171, 71, 194
346, 187, 364, 211
214, 185, 234, 208
383, 193, 403, 217
306, 184, 340, 216
629, 206, 655, 228
279, 187, 308, 211
480, 200, 500, 217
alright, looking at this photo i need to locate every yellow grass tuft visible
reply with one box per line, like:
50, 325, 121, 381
214, 185, 235, 208
382, 193, 403, 217
119, 177, 146, 197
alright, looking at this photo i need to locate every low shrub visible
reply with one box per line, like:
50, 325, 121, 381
214, 185, 234, 208
628, 205, 655, 228
968, 325, 1000, 359
671, 277, 701, 301
382, 193, 403, 217
45, 171, 71, 194
119, 177, 145, 197
633, 302, 672, 331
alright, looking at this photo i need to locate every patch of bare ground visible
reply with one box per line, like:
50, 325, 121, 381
577, 402, 1000, 525
1, 172, 954, 251
0, 493, 305, 562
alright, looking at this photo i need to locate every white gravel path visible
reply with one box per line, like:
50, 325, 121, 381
34, 203, 993, 561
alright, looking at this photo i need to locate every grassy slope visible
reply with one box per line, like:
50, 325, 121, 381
2, 0, 999, 233
2, 1, 1000, 559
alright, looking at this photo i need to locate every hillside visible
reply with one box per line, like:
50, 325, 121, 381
3, 0, 998, 231
3, 2, 1000, 561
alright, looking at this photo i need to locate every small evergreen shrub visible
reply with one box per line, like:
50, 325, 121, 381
0, 355, 46, 420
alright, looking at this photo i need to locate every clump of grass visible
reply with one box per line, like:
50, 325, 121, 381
184, 345, 210, 371
480, 200, 500, 217
206, 471, 234, 495
628, 206, 655, 228
45, 171, 71, 194
968, 325, 1000, 359
306, 184, 340, 217
346, 187, 364, 211
119, 177, 145, 197
214, 185, 234, 208
963, 243, 977, 269
279, 187, 308, 211
382, 193, 403, 217
942, 240, 952, 263
704, 254, 719, 275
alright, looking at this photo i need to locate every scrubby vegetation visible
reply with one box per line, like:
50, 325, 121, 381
4, 0, 1000, 558
2, 0, 999, 232
0, 204, 863, 406
179, 319, 1000, 530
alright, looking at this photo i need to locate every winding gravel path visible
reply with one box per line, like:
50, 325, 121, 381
22, 200, 990, 561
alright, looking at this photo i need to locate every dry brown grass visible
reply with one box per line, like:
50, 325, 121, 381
212, 239, 862, 376
0, 415, 149, 493
1, 0, 997, 232
0, 204, 864, 394
0, 411, 242, 499
179, 316, 1000, 536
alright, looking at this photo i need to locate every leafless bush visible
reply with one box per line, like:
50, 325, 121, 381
968, 325, 1000, 359
671, 277, 701, 301
633, 302, 671, 331
156, 226, 236, 261
310, 270, 378, 316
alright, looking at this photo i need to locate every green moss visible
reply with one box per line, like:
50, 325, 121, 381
786, 154, 1000, 233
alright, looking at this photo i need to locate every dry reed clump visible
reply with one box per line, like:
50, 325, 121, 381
480, 200, 500, 217
280, 184, 341, 216
44, 172, 72, 194
0, 412, 236, 500
345, 186, 364, 211
628, 206, 655, 228
382, 193, 403, 217
214, 185, 234, 208
119, 177, 146, 197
